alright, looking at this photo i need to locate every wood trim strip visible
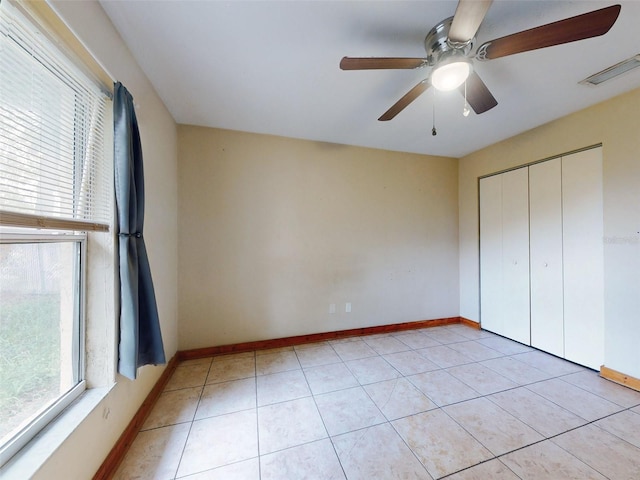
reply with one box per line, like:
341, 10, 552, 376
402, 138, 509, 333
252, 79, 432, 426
459, 317, 481, 329
178, 316, 465, 361
600, 365, 640, 392
92, 355, 179, 480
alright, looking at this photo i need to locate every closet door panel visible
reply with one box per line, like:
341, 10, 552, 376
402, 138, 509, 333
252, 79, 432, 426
529, 158, 564, 357
562, 148, 604, 369
480, 174, 503, 335
500, 167, 531, 345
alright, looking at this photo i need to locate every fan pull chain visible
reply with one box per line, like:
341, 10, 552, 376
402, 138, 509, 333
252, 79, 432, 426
432, 88, 437, 136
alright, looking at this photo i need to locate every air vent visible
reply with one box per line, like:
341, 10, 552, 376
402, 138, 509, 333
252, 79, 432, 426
580, 54, 640, 86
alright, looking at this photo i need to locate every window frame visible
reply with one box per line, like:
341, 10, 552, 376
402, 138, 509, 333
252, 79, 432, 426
0, 230, 88, 466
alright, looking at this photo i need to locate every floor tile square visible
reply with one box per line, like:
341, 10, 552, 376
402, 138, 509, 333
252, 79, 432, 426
480, 356, 551, 385
177, 410, 258, 477
114, 424, 190, 480
141, 386, 202, 430
364, 377, 436, 420
206, 356, 255, 384
345, 356, 401, 384
445, 459, 519, 480
511, 350, 585, 376
477, 336, 532, 355
408, 369, 480, 406
331, 340, 378, 361
303, 362, 359, 394
393, 331, 441, 349
393, 409, 492, 478
561, 370, 640, 407
294, 344, 341, 368
257, 369, 311, 406
382, 350, 440, 376
526, 378, 623, 421
258, 397, 326, 454
260, 439, 345, 480
553, 424, 640, 479
423, 328, 470, 344
416, 345, 474, 368
445, 325, 496, 340
177, 458, 259, 479
444, 397, 543, 455
333, 423, 431, 479
195, 378, 256, 419
315, 386, 385, 436
447, 340, 503, 361
165, 363, 210, 391
501, 440, 607, 479
446, 363, 518, 395
594, 410, 640, 448
256, 351, 300, 376
488, 386, 586, 437
363, 335, 411, 354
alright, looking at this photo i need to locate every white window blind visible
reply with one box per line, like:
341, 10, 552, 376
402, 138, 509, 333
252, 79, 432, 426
0, 1, 110, 231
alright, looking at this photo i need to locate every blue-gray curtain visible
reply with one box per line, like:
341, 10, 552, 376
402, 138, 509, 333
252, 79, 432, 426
114, 82, 165, 380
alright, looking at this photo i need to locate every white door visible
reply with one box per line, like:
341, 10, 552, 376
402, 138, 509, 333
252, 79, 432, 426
480, 174, 503, 336
562, 148, 604, 369
501, 167, 531, 344
529, 158, 564, 357
480, 167, 530, 344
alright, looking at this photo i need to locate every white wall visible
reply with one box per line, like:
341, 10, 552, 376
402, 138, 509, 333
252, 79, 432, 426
178, 126, 460, 350
31, 1, 178, 478
459, 88, 640, 378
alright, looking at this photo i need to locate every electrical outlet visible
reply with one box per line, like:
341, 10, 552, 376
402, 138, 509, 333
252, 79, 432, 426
345, 302, 351, 313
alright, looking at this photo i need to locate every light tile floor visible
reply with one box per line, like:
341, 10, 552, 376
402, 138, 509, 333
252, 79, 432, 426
113, 324, 640, 479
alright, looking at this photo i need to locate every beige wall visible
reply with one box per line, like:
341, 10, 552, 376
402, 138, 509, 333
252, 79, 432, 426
178, 127, 459, 349
459, 88, 640, 378
29, 1, 179, 478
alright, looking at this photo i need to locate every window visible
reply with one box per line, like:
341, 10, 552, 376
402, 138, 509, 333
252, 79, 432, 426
0, 1, 111, 465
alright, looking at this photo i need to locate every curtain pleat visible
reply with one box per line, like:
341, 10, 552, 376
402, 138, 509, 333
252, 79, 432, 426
114, 82, 165, 380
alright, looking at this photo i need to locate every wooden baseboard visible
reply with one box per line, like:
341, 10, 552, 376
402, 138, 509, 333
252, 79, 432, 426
178, 316, 467, 361
600, 365, 640, 392
92, 355, 179, 480
459, 317, 481, 329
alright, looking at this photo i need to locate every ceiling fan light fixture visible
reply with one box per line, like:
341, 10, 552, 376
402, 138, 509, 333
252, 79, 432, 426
431, 58, 472, 91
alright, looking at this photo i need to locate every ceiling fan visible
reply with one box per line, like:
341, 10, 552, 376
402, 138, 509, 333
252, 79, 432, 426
340, 1, 621, 121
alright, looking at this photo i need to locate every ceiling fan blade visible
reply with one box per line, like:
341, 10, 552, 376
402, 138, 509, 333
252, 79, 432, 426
378, 80, 430, 121
449, 0, 493, 45
340, 57, 428, 70
459, 71, 497, 114
476, 4, 621, 61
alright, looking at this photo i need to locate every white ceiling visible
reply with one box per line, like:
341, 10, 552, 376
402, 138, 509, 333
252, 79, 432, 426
99, 1, 640, 158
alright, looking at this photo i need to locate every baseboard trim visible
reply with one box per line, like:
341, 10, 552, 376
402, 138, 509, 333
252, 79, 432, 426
178, 316, 470, 361
459, 317, 481, 329
92, 354, 179, 480
600, 365, 640, 392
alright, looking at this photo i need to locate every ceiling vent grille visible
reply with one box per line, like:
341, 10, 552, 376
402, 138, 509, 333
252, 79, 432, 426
580, 54, 640, 86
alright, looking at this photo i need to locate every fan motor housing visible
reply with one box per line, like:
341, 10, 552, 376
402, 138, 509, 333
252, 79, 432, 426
424, 17, 474, 66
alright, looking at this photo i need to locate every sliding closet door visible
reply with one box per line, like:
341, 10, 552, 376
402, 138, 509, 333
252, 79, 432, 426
480, 167, 530, 344
529, 158, 564, 357
562, 148, 604, 369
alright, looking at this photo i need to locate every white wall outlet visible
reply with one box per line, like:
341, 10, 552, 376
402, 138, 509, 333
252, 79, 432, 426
345, 302, 352, 313
329, 303, 336, 314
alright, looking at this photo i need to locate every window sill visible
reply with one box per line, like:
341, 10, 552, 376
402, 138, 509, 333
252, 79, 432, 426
0, 385, 114, 480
